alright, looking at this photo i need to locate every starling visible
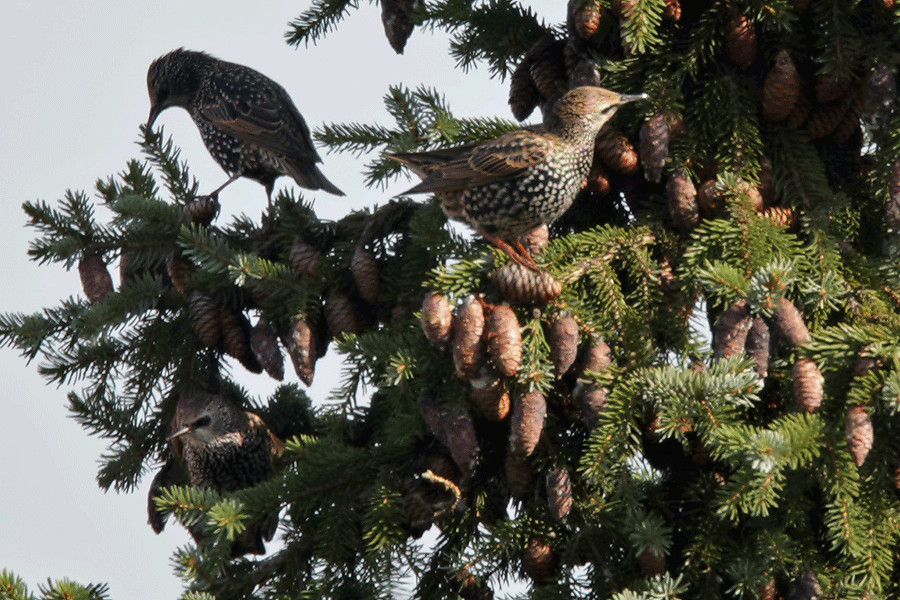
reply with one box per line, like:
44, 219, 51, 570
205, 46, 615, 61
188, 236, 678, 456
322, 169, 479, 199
160, 392, 285, 555
146, 48, 344, 203
385, 86, 645, 267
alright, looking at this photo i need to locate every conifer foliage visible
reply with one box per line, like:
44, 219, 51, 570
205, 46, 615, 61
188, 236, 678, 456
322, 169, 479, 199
4, 1, 900, 599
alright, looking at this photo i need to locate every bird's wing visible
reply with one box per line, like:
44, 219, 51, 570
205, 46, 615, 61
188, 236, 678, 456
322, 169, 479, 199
247, 412, 285, 457
196, 72, 321, 163
395, 130, 553, 194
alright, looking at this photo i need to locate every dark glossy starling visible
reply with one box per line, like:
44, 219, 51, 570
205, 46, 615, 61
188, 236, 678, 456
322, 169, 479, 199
386, 86, 645, 267
146, 48, 344, 203
163, 392, 284, 555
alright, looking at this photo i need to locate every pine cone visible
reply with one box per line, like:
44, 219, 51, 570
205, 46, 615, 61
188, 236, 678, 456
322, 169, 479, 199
639, 111, 670, 182
424, 452, 462, 486
250, 318, 284, 381
762, 50, 801, 122
772, 297, 810, 347
521, 224, 550, 254
725, 10, 757, 69
523, 538, 556, 583
571, 0, 603, 39
350, 245, 380, 304
455, 569, 493, 600
527, 38, 568, 101
220, 308, 261, 373
489, 263, 562, 305
184, 195, 220, 226
610, 0, 638, 18
815, 75, 853, 103
757, 578, 777, 600
510, 390, 547, 457
564, 39, 603, 88
846, 405, 874, 467
166, 253, 195, 295
637, 549, 667, 576
417, 389, 445, 442
441, 409, 478, 476
452, 295, 486, 379
289, 239, 324, 277
421, 291, 453, 346
324, 292, 363, 338
787, 90, 812, 128
580, 385, 608, 429
713, 300, 752, 359
793, 358, 824, 412
697, 179, 724, 218
667, 167, 700, 232
807, 101, 846, 140
282, 317, 317, 386
187, 291, 220, 348
761, 206, 799, 231
402, 485, 434, 537
380, 0, 417, 54
546, 467, 573, 521
549, 313, 579, 378
745, 317, 771, 377
470, 369, 511, 421
575, 339, 612, 427
505, 452, 533, 500
509, 57, 541, 121
484, 304, 522, 377
759, 156, 775, 206
663, 0, 681, 21
594, 128, 640, 174
585, 161, 613, 195
79, 253, 114, 303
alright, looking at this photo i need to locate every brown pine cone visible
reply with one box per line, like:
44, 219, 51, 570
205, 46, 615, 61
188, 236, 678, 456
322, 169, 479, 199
846, 405, 874, 467
745, 317, 771, 377
219, 309, 250, 362
831, 89, 863, 143
421, 291, 453, 346
452, 295, 486, 379
489, 263, 562, 305
663, 0, 681, 21
697, 179, 724, 218
184, 195, 220, 226
350, 245, 380, 304
425, 452, 462, 487
402, 484, 434, 537
637, 549, 667, 576
523, 538, 556, 583
549, 313, 580, 377
585, 161, 613, 195
762, 50, 801, 122
455, 569, 493, 600
510, 390, 547, 457
324, 291, 363, 338
417, 390, 446, 442
521, 224, 550, 254
725, 10, 757, 69
713, 300, 752, 359
759, 156, 775, 206
505, 451, 533, 500
250, 318, 284, 381
610, 0, 638, 18
380, 0, 416, 54
793, 358, 824, 412
594, 128, 640, 175
484, 304, 522, 377
772, 297, 810, 347
667, 167, 700, 232
509, 56, 541, 122
580, 385, 608, 429
166, 253, 195, 295
639, 111, 670, 183
187, 291, 220, 348
807, 101, 847, 140
441, 408, 478, 476
815, 75, 853, 103
757, 578, 777, 600
289, 238, 324, 277
787, 90, 812, 128
79, 253, 114, 303
546, 467, 573, 521
470, 369, 511, 421
571, 0, 602, 39
527, 38, 568, 101
281, 317, 317, 386
760, 206, 799, 231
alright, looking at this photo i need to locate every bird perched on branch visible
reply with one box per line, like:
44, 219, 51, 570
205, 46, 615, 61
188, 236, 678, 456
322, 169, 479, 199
146, 48, 344, 204
148, 391, 284, 556
386, 86, 645, 268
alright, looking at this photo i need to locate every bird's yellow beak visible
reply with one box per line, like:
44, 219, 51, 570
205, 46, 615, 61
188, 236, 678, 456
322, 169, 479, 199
166, 425, 192, 441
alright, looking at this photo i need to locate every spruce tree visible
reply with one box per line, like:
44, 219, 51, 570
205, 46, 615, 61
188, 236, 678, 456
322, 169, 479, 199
3, 1, 900, 599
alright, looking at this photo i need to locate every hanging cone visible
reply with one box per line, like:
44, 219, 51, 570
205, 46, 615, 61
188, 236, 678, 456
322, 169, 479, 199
456, 569, 493, 600
762, 50, 801, 122
452, 295, 486, 379
663, 0, 681, 21
220, 308, 262, 374
510, 390, 547, 457
831, 89, 863, 143
184, 195, 220, 226
350, 245, 380, 304
807, 101, 846, 140
166, 253, 195, 295
815, 75, 853, 103
505, 451, 533, 500
581, 338, 612, 375
787, 90, 812, 128
594, 128, 639, 175
489, 263, 562, 305
324, 291, 363, 338
402, 482, 434, 537
697, 179, 724, 218
725, 10, 757, 69
854, 351, 881, 378
424, 453, 462, 487
527, 38, 568, 101
580, 386, 608, 429
637, 549, 667, 576
793, 358, 824, 412
187, 291, 220, 348
667, 167, 700, 232
713, 300, 752, 359
546, 467, 573, 521
250, 318, 284, 381
470, 369, 511, 421
845, 406, 874, 467
571, 0, 603, 39
610, 0, 638, 18
772, 297, 810, 347
509, 56, 541, 121
585, 161, 613, 195
639, 111, 670, 183
521, 224, 550, 254
484, 304, 523, 377
441, 408, 478, 477
575, 339, 612, 427
79, 253, 113, 303
564, 40, 603, 88
745, 317, 771, 377
421, 291, 453, 346
281, 317, 317, 386
289, 238, 324, 277
380, 0, 416, 54
417, 390, 446, 442
756, 578, 777, 600
759, 156, 775, 206
523, 538, 556, 583
760, 206, 799, 231
549, 313, 580, 378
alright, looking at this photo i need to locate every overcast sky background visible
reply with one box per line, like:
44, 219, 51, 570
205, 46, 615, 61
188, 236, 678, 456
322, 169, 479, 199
0, 1, 560, 598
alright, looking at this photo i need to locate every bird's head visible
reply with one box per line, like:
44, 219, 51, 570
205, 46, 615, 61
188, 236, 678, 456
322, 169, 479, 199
168, 392, 245, 449
146, 48, 210, 128
549, 86, 648, 141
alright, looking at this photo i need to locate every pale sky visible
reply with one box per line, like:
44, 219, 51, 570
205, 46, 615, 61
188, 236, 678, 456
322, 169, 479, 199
0, 1, 560, 598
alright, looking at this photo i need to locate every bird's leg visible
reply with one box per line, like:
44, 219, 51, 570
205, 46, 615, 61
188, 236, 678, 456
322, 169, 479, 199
204, 173, 241, 199
481, 232, 540, 271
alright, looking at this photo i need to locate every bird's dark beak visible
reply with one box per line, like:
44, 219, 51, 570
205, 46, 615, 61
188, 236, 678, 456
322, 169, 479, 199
147, 103, 162, 129
167, 425, 191, 441
619, 93, 649, 105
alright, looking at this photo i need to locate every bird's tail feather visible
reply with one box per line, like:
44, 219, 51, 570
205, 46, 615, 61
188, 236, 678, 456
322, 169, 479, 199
285, 160, 345, 196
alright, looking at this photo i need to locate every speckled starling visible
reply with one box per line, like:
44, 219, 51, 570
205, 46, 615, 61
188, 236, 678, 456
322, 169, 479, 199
146, 48, 343, 203
385, 86, 644, 267
166, 392, 284, 555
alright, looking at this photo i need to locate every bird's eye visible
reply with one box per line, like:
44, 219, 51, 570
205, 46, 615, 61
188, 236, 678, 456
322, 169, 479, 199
192, 416, 211, 429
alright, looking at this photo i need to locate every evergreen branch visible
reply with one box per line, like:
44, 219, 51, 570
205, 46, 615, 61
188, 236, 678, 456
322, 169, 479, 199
285, 0, 359, 47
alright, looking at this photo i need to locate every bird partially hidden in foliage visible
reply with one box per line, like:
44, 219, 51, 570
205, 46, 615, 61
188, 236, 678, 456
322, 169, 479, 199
385, 86, 645, 268
148, 392, 284, 556
146, 48, 344, 204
